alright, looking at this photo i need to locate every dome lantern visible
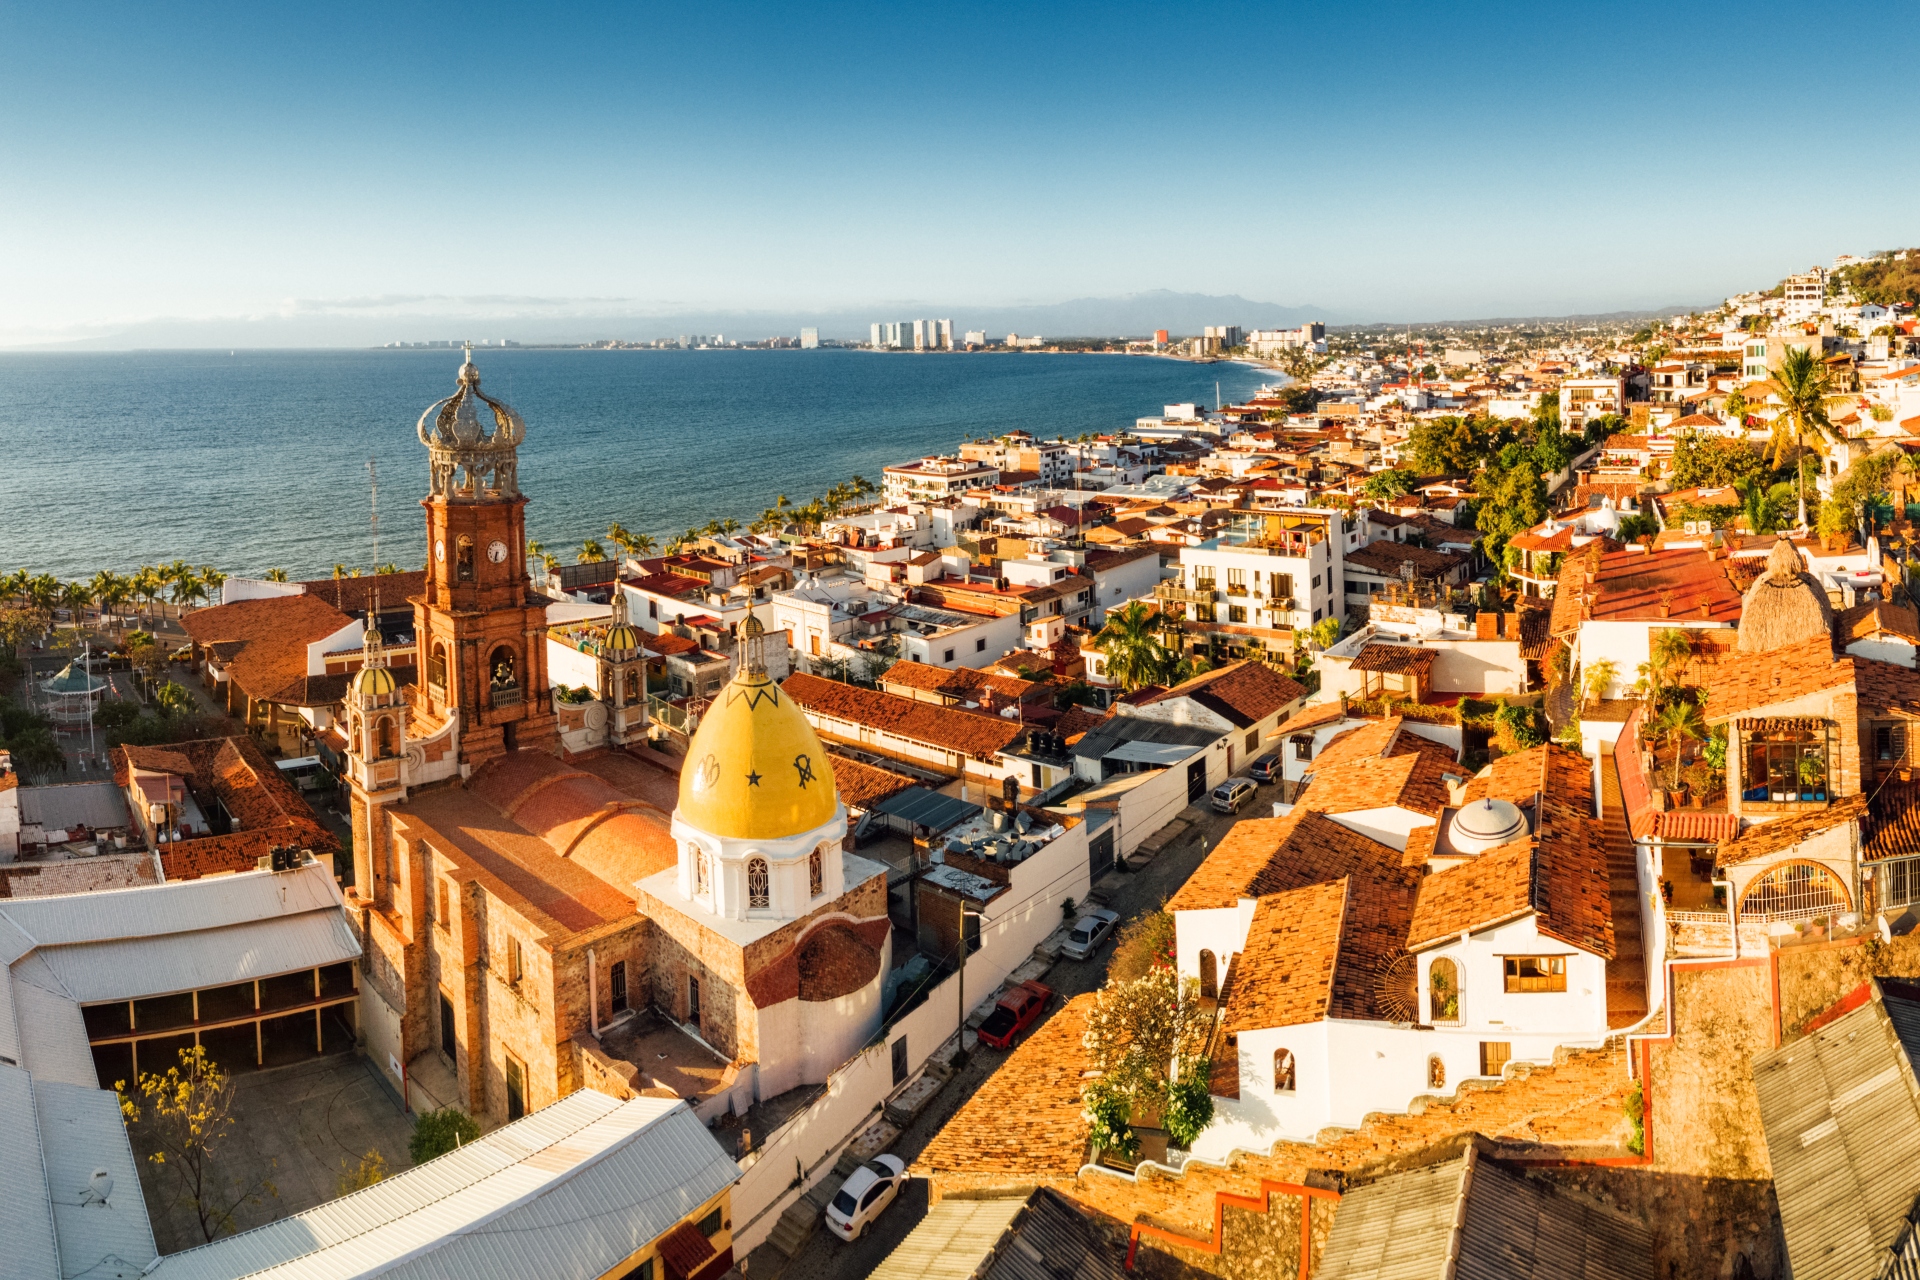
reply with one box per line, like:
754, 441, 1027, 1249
1447, 797, 1528, 856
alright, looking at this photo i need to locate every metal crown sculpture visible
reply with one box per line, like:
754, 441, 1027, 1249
416, 345, 526, 500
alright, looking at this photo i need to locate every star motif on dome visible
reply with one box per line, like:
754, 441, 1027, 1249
746, 770, 762, 787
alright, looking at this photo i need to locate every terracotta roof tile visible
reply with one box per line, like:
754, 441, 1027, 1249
1716, 795, 1868, 868
1699, 637, 1851, 722
827, 752, 919, 810
916, 993, 1093, 1177
1296, 741, 1459, 818
1136, 660, 1304, 729
1350, 645, 1438, 676
1866, 784, 1920, 863
1224, 881, 1347, 1032
879, 660, 1042, 703
1168, 809, 1407, 912
783, 672, 1024, 761
1840, 601, 1920, 643
295, 571, 426, 616
182, 594, 355, 703
1054, 704, 1109, 743
1310, 717, 1406, 771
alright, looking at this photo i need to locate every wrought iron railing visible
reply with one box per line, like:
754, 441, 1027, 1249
490, 683, 522, 708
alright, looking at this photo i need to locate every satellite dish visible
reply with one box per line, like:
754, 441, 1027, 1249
81, 1168, 113, 1207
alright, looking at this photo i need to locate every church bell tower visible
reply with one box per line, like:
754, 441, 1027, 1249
410, 347, 558, 767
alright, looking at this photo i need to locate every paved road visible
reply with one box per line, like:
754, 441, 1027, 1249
766, 795, 1256, 1280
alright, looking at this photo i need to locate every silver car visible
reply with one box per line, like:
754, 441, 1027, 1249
1210, 777, 1257, 814
1061, 908, 1121, 961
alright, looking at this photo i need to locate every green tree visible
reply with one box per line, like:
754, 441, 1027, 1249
263, 567, 289, 582
1735, 476, 1784, 534
410, 1106, 482, 1164
1669, 435, 1769, 491
1364, 468, 1416, 501
1407, 415, 1488, 474
576, 539, 608, 563
1093, 602, 1175, 691
1079, 966, 1213, 1157
155, 681, 197, 718
1763, 346, 1843, 528
605, 522, 637, 558
1653, 700, 1705, 788
1475, 461, 1547, 572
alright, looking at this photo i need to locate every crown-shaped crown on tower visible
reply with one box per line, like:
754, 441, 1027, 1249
416, 345, 526, 500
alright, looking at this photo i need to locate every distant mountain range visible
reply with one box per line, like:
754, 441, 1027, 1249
12, 290, 1714, 350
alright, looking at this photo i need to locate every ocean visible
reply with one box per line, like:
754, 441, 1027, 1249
0, 348, 1272, 582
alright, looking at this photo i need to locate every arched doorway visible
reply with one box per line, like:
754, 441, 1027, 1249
1198, 950, 1218, 999
1273, 1048, 1296, 1094
1428, 957, 1461, 1024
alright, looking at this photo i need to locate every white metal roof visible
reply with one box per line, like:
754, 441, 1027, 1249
0, 1064, 61, 1280
36, 1079, 156, 1280
19, 782, 132, 832
147, 1091, 741, 1280
36, 909, 361, 1004
0, 863, 342, 949
869, 1198, 1025, 1280
12, 972, 101, 1088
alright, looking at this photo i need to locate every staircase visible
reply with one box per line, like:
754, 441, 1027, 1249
765, 1180, 836, 1257
1599, 754, 1649, 1028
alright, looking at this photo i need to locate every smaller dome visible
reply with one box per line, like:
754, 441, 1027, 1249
605, 623, 643, 654
1448, 797, 1528, 855
353, 664, 397, 698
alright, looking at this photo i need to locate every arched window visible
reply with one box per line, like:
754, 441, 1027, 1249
350, 722, 361, 755
456, 537, 475, 582
1198, 950, 1218, 1000
694, 851, 710, 897
428, 643, 448, 691
624, 669, 642, 704
1273, 1048, 1296, 1095
747, 858, 770, 910
1742, 860, 1851, 919
376, 717, 395, 759
1428, 957, 1461, 1024
809, 848, 824, 898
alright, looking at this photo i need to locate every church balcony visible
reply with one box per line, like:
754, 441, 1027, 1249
489, 682, 522, 708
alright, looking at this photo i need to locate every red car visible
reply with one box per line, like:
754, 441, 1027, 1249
977, 980, 1054, 1049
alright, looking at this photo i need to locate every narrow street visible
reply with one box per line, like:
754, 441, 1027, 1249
765, 794, 1255, 1280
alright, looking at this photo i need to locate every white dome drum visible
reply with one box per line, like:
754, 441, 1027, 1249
1447, 797, 1528, 855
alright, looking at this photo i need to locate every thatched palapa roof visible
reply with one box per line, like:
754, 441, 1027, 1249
1736, 537, 1834, 653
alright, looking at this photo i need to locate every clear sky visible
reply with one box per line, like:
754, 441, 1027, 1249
3, 1, 1916, 343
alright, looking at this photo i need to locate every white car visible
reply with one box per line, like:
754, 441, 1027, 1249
1061, 908, 1121, 961
824, 1154, 907, 1241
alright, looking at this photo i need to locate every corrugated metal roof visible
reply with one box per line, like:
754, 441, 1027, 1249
12, 974, 101, 1088
0, 952, 20, 1066
1318, 1147, 1654, 1280
36, 1079, 156, 1280
0, 863, 341, 949
981, 1189, 1129, 1280
1072, 717, 1217, 761
20, 782, 133, 833
37, 909, 361, 1003
0, 1065, 62, 1280
869, 1198, 1024, 1280
147, 1092, 741, 1280
1752, 983, 1920, 1280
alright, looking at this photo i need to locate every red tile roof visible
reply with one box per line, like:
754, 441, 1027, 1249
916, 993, 1093, 1177
1135, 660, 1304, 729
783, 672, 1025, 761
182, 594, 355, 704
1549, 544, 1744, 633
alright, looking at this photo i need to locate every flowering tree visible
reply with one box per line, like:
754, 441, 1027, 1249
118, 1045, 277, 1242
1081, 966, 1214, 1154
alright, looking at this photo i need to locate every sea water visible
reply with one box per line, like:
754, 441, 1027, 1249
0, 347, 1269, 581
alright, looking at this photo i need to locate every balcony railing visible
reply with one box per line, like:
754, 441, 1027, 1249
490, 682, 522, 708
1156, 582, 1216, 606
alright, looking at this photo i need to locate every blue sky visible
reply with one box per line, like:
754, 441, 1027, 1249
3, 1, 1915, 342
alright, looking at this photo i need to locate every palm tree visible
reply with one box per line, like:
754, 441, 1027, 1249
1763, 345, 1844, 529
171, 568, 204, 610
1308, 616, 1343, 652
524, 539, 544, 566
132, 566, 162, 625
1653, 700, 1705, 789
198, 566, 227, 603
92, 571, 133, 640
1734, 476, 1781, 534
375, 562, 400, 576
630, 532, 657, 557
850, 474, 875, 500
719, 517, 739, 537
577, 540, 608, 564
606, 522, 637, 557
1093, 602, 1176, 692
1647, 628, 1695, 698
264, 567, 289, 582
60, 580, 93, 625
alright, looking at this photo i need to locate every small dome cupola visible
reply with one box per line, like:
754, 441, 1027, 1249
1447, 797, 1528, 855
604, 590, 643, 659
676, 616, 838, 841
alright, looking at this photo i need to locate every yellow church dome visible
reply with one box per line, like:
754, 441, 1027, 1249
677, 620, 837, 841
352, 662, 397, 697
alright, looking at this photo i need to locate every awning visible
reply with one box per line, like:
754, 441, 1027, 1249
1104, 740, 1203, 766
874, 786, 982, 832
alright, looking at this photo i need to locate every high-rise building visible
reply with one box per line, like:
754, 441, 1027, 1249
800, 327, 819, 349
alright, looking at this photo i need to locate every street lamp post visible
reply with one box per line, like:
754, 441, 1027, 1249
954, 896, 984, 1068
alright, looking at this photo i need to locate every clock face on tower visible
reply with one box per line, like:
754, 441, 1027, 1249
435, 539, 445, 562
487, 540, 509, 564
